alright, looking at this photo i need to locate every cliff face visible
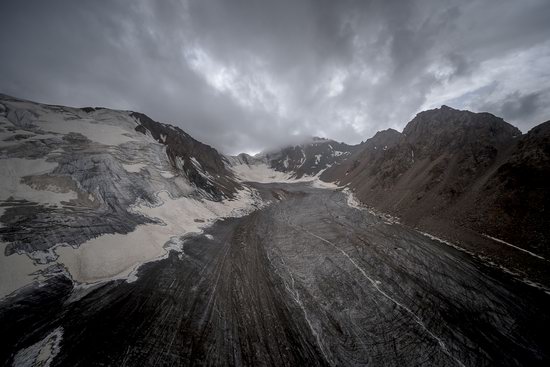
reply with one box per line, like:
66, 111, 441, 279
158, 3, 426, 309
323, 106, 549, 257
131, 112, 239, 199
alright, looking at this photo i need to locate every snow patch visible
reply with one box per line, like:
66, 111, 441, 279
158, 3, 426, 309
0, 158, 77, 205
0, 243, 48, 299
40, 118, 136, 146
160, 171, 175, 179
482, 234, 547, 261
13, 327, 63, 367
340, 188, 400, 224
310, 179, 339, 189
122, 163, 147, 173
230, 163, 297, 183
190, 157, 202, 169
231, 160, 335, 184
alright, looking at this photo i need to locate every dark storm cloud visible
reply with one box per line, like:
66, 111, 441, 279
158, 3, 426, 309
477, 90, 547, 123
1, 0, 550, 154
501, 92, 543, 121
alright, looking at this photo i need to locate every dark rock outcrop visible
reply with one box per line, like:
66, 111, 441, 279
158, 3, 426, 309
470, 121, 550, 255
131, 112, 239, 199
321, 128, 402, 183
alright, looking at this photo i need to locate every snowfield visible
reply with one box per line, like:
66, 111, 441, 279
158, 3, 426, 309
39, 117, 136, 146
229, 160, 331, 184
0, 242, 47, 299
0, 158, 78, 205
230, 162, 301, 183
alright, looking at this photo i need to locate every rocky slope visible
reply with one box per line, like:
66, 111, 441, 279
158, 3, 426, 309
470, 120, 550, 255
226, 137, 360, 182
322, 106, 549, 260
131, 112, 238, 199
321, 128, 402, 184
0, 94, 259, 298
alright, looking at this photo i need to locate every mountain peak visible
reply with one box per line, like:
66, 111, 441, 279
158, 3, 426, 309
362, 128, 402, 150
404, 106, 521, 151
440, 104, 456, 111
312, 136, 330, 142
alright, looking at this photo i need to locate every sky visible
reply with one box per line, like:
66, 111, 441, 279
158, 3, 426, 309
1, 0, 549, 155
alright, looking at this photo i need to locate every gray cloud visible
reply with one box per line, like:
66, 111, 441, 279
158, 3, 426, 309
1, 0, 549, 154
477, 90, 547, 122
500, 92, 542, 121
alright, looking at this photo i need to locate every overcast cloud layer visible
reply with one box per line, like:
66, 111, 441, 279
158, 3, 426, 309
1, 0, 549, 154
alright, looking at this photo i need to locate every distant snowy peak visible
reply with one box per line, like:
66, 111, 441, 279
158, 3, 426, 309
264, 139, 359, 178
226, 138, 360, 182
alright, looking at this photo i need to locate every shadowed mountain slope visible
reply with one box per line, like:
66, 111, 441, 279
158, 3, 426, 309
322, 106, 549, 259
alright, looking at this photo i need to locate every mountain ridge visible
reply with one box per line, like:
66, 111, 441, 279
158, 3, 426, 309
322, 105, 549, 263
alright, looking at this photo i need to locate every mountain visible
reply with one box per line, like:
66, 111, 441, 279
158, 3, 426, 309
1, 94, 548, 300
1, 95, 549, 366
0, 94, 259, 298
322, 105, 549, 259
321, 128, 402, 183
226, 137, 360, 182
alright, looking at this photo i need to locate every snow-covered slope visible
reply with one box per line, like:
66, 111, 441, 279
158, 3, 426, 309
0, 94, 262, 298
